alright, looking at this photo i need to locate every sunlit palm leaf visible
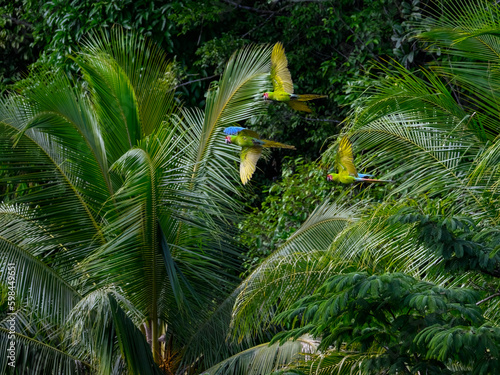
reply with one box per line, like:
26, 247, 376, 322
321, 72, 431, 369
201, 336, 318, 375
232, 199, 360, 340
0, 85, 108, 248
281, 349, 378, 375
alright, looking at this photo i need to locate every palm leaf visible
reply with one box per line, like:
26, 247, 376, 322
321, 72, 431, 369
232, 199, 360, 340
0, 326, 89, 374
201, 336, 318, 375
108, 294, 163, 375
0, 204, 81, 324
190, 43, 272, 180
0, 84, 108, 248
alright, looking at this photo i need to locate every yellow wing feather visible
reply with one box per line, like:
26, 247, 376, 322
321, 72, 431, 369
271, 42, 294, 94
240, 146, 263, 184
335, 136, 357, 175
287, 100, 311, 113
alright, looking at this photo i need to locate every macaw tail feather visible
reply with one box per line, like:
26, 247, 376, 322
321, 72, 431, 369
262, 140, 296, 149
294, 94, 328, 101
354, 177, 392, 183
357, 173, 374, 178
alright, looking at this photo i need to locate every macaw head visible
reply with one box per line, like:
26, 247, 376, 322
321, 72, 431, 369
327, 173, 339, 182
262, 92, 269, 100
225, 135, 232, 144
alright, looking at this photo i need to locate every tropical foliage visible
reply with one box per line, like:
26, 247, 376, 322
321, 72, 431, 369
238, 158, 334, 274
274, 272, 498, 374
230, 0, 500, 373
1, 0, 424, 160
1, 1, 500, 375
0, 28, 277, 373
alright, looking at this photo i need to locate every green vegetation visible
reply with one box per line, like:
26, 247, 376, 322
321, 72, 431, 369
239, 159, 333, 273
274, 272, 496, 374
1, 0, 500, 374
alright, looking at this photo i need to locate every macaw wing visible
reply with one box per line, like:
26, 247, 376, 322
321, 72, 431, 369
271, 42, 294, 94
240, 146, 262, 184
335, 136, 357, 175
224, 126, 260, 138
287, 100, 311, 113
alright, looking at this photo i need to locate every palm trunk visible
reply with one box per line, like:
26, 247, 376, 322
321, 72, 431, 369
151, 315, 159, 362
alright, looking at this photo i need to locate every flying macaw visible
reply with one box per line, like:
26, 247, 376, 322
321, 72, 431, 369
224, 126, 295, 184
262, 42, 327, 113
327, 136, 391, 184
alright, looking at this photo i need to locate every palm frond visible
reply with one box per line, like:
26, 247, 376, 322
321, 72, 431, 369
0, 327, 89, 374
348, 114, 480, 199
232, 199, 360, 340
201, 336, 318, 375
281, 349, 377, 375
420, 0, 500, 62
0, 85, 108, 248
190, 43, 272, 182
108, 294, 164, 375
66, 287, 145, 374
0, 204, 81, 324
416, 0, 500, 138
75, 27, 179, 165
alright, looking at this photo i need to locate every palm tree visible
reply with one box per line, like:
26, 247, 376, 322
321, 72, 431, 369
228, 0, 500, 373
0, 28, 274, 373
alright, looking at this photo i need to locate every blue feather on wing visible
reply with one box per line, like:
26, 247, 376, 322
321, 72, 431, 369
223, 126, 246, 135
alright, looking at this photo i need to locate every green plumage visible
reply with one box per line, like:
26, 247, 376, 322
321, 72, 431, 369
327, 136, 391, 184
262, 42, 326, 112
224, 127, 295, 184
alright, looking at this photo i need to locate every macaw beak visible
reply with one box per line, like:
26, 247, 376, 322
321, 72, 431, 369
326, 174, 333, 181
224, 136, 231, 144
262, 93, 269, 100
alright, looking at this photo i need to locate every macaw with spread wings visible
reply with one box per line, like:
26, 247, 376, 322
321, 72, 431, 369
224, 126, 295, 184
262, 42, 327, 113
327, 136, 391, 184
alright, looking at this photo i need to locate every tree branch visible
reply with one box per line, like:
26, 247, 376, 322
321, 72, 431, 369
241, 3, 292, 38
175, 74, 219, 89
476, 292, 500, 306
1, 15, 33, 28
299, 116, 340, 123
220, 0, 276, 14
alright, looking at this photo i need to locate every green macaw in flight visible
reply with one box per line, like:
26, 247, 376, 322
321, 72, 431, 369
262, 42, 327, 113
224, 126, 295, 184
327, 136, 391, 184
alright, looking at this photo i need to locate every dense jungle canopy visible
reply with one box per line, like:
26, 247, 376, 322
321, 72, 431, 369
0, 0, 499, 374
